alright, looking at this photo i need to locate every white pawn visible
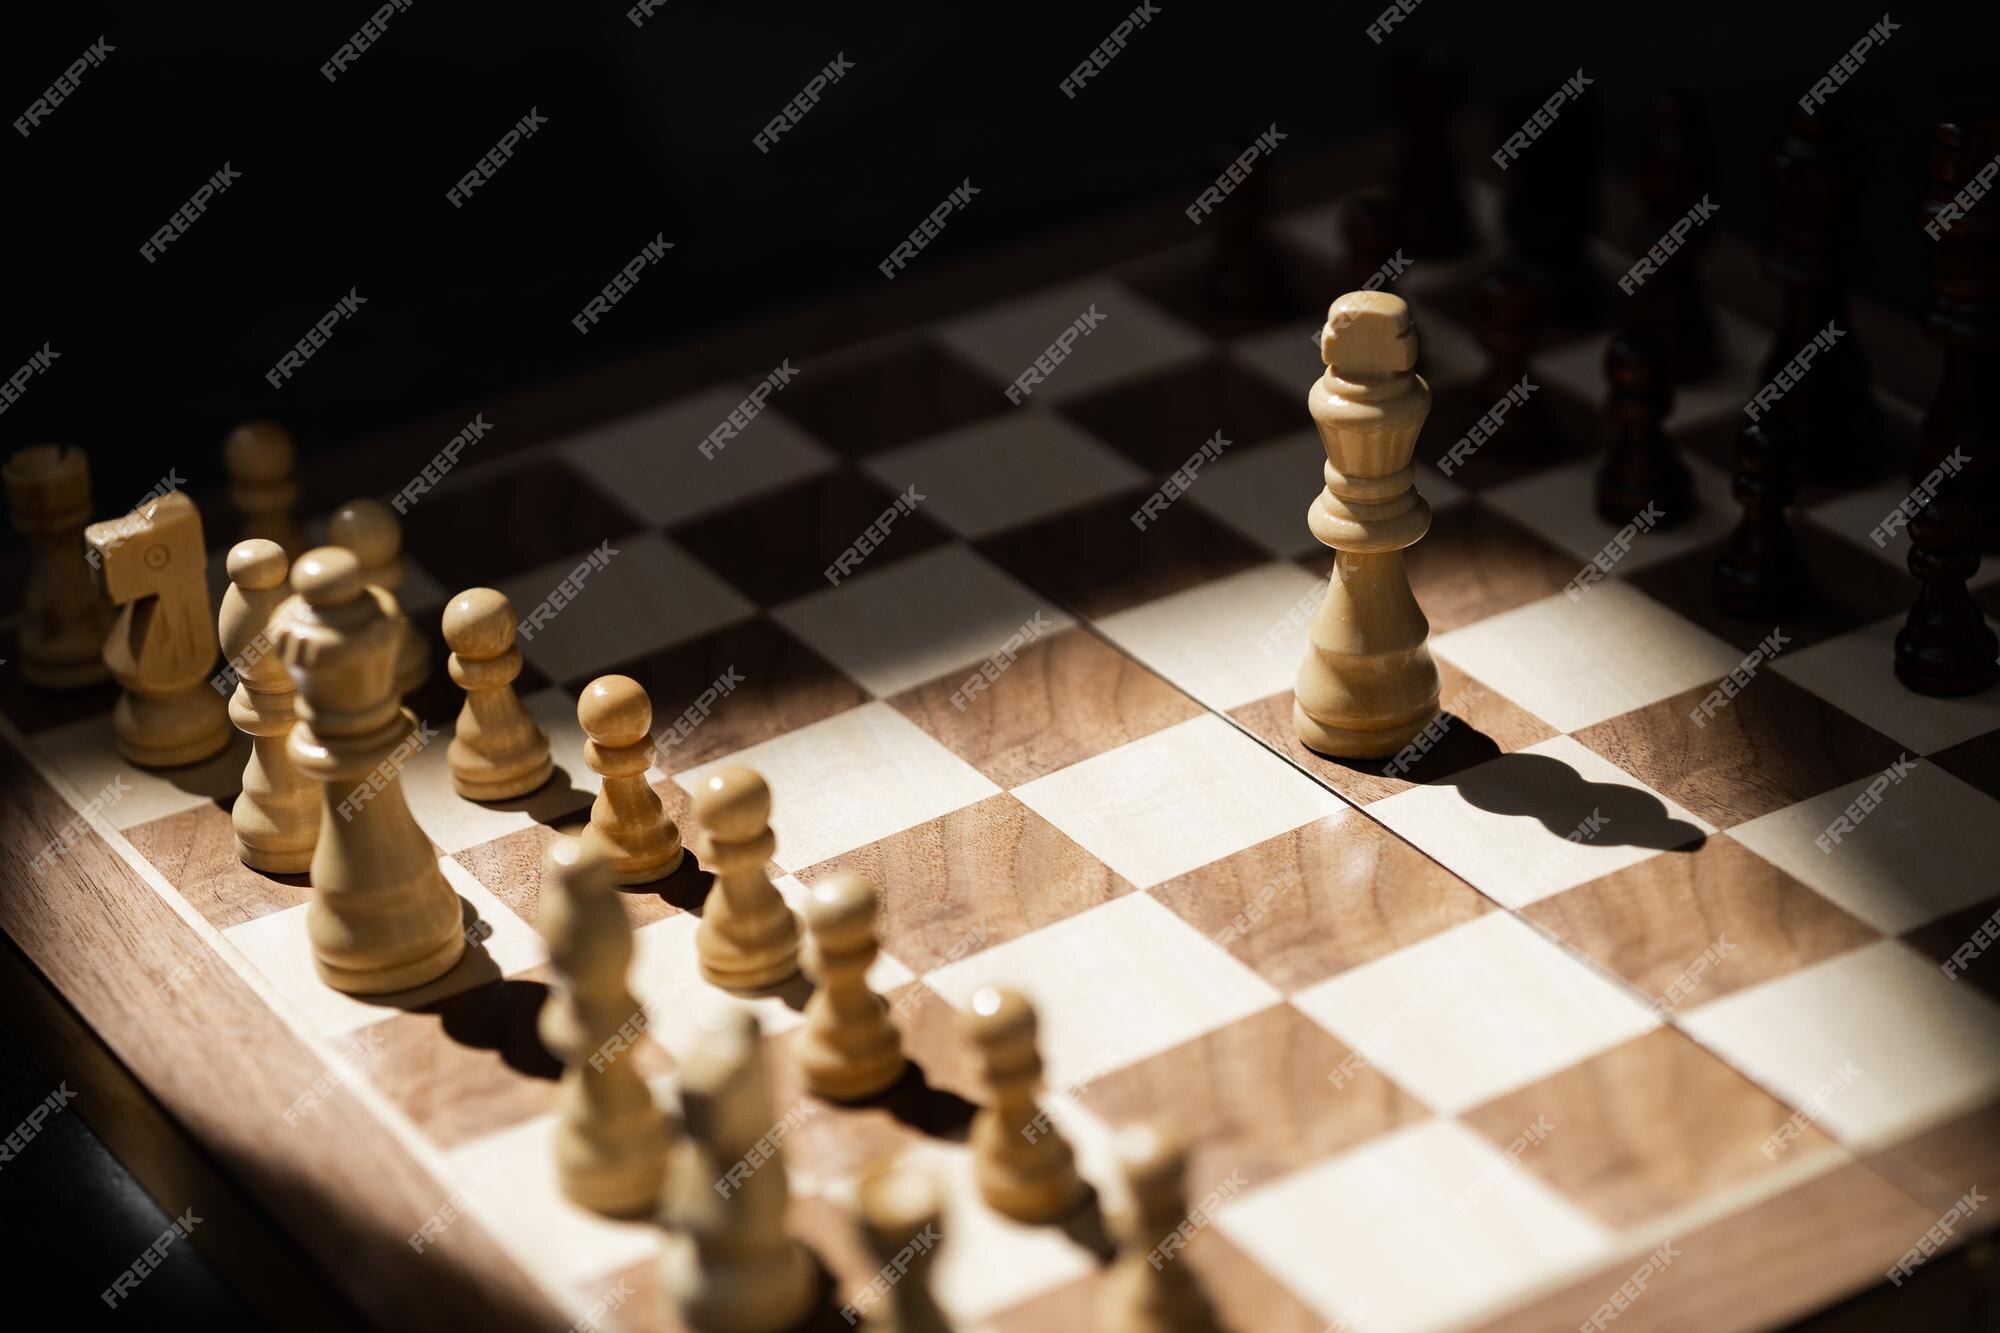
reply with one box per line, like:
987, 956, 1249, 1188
854, 1162, 952, 1332
578, 675, 683, 883
798, 873, 906, 1101
224, 420, 303, 559
662, 1004, 819, 1333
277, 546, 465, 994
692, 766, 801, 993
328, 497, 428, 697
219, 540, 318, 872
443, 588, 552, 800
962, 987, 1086, 1224
538, 838, 673, 1217
1097, 1123, 1224, 1333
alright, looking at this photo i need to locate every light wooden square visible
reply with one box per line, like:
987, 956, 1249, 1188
1483, 454, 1738, 576
939, 278, 1206, 404
1096, 560, 1326, 711
1772, 613, 2000, 756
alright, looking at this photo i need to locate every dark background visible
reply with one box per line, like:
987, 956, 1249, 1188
5, 3, 2000, 1326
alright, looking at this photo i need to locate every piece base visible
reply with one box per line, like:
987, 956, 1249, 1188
801, 1049, 907, 1104
1294, 697, 1440, 760
21, 656, 110, 690
313, 929, 467, 996
607, 841, 685, 886
236, 837, 313, 876
116, 721, 233, 771
450, 756, 555, 803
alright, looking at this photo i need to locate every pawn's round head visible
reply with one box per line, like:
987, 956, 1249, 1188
693, 765, 770, 840
964, 986, 1035, 1046
857, 1162, 941, 1240
1112, 1120, 1186, 1188
226, 539, 289, 592
805, 872, 876, 940
578, 674, 651, 746
1604, 332, 1672, 411
224, 421, 295, 482
290, 545, 367, 607
443, 587, 515, 659
328, 498, 401, 565
543, 835, 614, 901
1911, 496, 1976, 553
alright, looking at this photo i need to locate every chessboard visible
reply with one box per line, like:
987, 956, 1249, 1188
5, 127, 2000, 1333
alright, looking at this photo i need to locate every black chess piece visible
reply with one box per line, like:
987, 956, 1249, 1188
1896, 497, 2000, 696
1336, 188, 1398, 294
1916, 109, 2000, 550
1388, 55, 1474, 260
1759, 106, 1880, 479
1204, 139, 1288, 327
1630, 91, 1720, 383
1596, 332, 1692, 527
1499, 81, 1602, 330
1474, 266, 1557, 459
1715, 419, 1808, 619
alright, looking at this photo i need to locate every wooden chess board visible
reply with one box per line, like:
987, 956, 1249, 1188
5, 142, 2000, 1333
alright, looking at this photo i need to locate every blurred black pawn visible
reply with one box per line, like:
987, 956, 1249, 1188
1596, 331, 1692, 527
1203, 139, 1289, 330
1896, 497, 2000, 696
1715, 420, 1807, 619
1630, 91, 1720, 383
1474, 267, 1558, 459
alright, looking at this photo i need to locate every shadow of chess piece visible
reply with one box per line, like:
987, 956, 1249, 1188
1896, 497, 2000, 697
1916, 109, 2000, 549
1388, 53, 1474, 260
1759, 106, 1880, 480
1715, 420, 1808, 620
1631, 90, 1720, 383
1596, 331, 1693, 529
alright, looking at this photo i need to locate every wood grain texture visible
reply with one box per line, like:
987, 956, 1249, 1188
1148, 812, 1492, 994
0, 734, 570, 1331
986, 1229, 1329, 1333
1461, 1027, 1837, 1229
887, 626, 1201, 789
123, 800, 312, 930
1524, 835, 1880, 1006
